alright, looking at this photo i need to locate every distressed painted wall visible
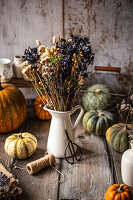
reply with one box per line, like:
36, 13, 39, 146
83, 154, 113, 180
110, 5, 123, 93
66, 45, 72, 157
0, 0, 133, 98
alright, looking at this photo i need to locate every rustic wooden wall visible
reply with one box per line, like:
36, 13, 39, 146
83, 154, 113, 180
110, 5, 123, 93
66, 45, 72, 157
0, 0, 133, 98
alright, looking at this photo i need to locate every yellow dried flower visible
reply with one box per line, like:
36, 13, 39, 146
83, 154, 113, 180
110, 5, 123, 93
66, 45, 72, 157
53, 36, 56, 45
54, 52, 57, 55
68, 39, 72, 42
51, 46, 54, 53
38, 45, 45, 52
78, 75, 84, 86
40, 56, 50, 64
36, 40, 41, 46
54, 46, 57, 51
22, 65, 32, 80
21, 61, 29, 69
42, 72, 47, 78
45, 48, 50, 56
57, 34, 60, 41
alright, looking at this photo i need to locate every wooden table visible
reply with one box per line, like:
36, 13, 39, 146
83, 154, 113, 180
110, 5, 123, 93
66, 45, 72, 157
0, 104, 125, 200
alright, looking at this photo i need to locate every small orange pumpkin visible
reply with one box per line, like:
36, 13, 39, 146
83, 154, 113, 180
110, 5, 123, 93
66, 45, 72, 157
105, 184, 133, 200
33, 96, 51, 120
0, 83, 27, 133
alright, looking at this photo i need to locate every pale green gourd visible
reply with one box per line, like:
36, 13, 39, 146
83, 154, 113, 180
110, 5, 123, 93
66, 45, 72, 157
83, 110, 115, 135
82, 84, 114, 111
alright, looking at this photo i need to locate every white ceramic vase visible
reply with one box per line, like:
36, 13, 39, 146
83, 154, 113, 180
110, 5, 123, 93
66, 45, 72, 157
44, 105, 84, 158
121, 140, 133, 187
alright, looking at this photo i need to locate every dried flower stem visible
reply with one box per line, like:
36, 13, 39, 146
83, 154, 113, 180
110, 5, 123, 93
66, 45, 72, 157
36, 72, 54, 108
126, 108, 131, 124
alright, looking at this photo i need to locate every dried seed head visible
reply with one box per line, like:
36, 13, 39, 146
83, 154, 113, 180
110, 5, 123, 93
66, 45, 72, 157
57, 34, 61, 41
54, 52, 57, 55
68, 38, 72, 42
53, 36, 56, 45
42, 72, 47, 78
40, 53, 45, 60
130, 95, 133, 102
36, 40, 41, 46
65, 38, 68, 42
35, 63, 42, 68
38, 45, 45, 52
45, 47, 50, 56
78, 75, 84, 86
51, 46, 54, 53
21, 61, 29, 68
40, 56, 50, 64
54, 46, 57, 51
22, 65, 32, 80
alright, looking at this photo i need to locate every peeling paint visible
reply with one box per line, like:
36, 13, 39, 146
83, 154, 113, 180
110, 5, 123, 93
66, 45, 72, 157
0, 0, 132, 98
21, 0, 26, 9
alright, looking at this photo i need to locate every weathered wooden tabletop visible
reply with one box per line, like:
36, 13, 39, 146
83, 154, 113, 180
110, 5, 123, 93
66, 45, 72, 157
0, 104, 124, 200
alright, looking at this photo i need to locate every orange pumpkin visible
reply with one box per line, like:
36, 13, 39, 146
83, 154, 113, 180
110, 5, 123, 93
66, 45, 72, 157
0, 83, 27, 133
33, 96, 51, 120
105, 184, 133, 200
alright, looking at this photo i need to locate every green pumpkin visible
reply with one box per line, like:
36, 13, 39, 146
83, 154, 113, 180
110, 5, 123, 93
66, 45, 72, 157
106, 123, 133, 153
83, 110, 115, 135
82, 84, 114, 111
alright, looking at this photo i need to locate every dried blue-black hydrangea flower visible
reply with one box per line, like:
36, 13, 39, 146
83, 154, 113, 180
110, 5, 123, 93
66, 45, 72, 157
56, 35, 94, 81
22, 47, 39, 65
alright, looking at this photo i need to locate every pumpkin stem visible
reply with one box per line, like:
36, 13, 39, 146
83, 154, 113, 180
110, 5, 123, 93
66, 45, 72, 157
18, 134, 23, 139
124, 124, 128, 130
95, 89, 102, 94
98, 113, 105, 117
117, 184, 124, 193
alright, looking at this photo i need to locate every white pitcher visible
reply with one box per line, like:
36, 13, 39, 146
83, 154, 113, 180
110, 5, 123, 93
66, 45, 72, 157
44, 105, 84, 158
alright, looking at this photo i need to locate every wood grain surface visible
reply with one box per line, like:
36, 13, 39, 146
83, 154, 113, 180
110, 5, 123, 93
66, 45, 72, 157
8, 78, 33, 88
0, 104, 126, 200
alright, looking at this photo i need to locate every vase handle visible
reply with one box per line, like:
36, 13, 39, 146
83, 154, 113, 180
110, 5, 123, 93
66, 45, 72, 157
70, 105, 84, 130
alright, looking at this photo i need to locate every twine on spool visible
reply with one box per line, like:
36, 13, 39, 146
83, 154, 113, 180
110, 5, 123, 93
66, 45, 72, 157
25, 152, 65, 182
26, 152, 55, 175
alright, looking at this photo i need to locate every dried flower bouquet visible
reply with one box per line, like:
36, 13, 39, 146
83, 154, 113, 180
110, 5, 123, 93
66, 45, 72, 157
118, 93, 133, 124
22, 34, 94, 111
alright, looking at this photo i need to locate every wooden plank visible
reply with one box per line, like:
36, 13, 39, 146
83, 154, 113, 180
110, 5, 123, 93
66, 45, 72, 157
94, 66, 121, 73
0, 133, 12, 172
0, 105, 59, 200
107, 147, 122, 184
59, 123, 114, 200
7, 78, 33, 88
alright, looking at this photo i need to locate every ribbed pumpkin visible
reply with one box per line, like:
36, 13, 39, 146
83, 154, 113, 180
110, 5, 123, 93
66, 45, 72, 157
5, 133, 37, 159
83, 110, 115, 135
33, 96, 51, 120
0, 83, 27, 133
82, 84, 114, 111
106, 123, 133, 153
105, 184, 133, 200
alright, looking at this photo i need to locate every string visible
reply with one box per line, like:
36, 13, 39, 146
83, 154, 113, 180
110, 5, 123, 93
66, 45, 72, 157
13, 152, 65, 183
